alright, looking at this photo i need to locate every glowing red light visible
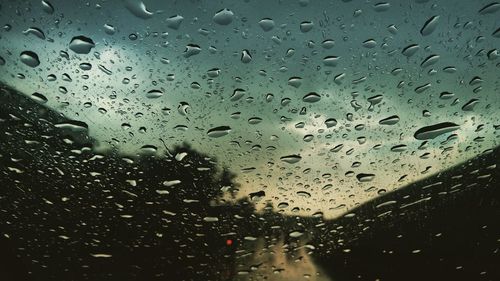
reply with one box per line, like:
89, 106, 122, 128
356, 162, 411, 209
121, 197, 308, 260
226, 239, 233, 246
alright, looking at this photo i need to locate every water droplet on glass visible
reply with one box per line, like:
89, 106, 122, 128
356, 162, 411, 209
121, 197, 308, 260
230, 88, 245, 101
300, 21, 314, 32
248, 117, 262, 124
213, 8, 234, 25
323, 56, 340, 67
124, 0, 153, 19
362, 39, 377, 48
258, 18, 275, 31
207, 126, 231, 137
462, 99, 479, 111
420, 15, 440, 36
79, 62, 92, 70
20, 51, 40, 67
321, 39, 335, 49
402, 44, 420, 57
23, 27, 45, 40
162, 14, 183, 29
325, 118, 338, 128
69, 36, 95, 54
241, 49, 252, 63
146, 89, 163, 99
103, 24, 116, 35
288, 77, 302, 88
414, 122, 460, 140
373, 2, 391, 12
302, 92, 321, 103
478, 2, 500, 14
379, 115, 400, 125
183, 44, 201, 58
31, 92, 48, 104
280, 154, 302, 164
41, 0, 54, 14
356, 173, 375, 182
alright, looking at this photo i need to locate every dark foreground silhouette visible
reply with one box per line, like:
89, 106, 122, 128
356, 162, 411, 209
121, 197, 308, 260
0, 84, 499, 281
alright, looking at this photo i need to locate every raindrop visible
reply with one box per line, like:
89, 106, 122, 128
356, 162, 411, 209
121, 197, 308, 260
379, 115, 400, 125
241, 49, 252, 63
462, 99, 479, 111
248, 117, 262, 124
356, 173, 375, 182
79, 62, 92, 70
140, 145, 158, 154
362, 39, 377, 48
258, 18, 275, 31
302, 92, 321, 103
54, 120, 89, 131
289, 231, 304, 238
280, 154, 302, 164
373, 2, 391, 12
297, 191, 311, 198
23, 27, 45, 40
124, 0, 153, 19
41, 0, 54, 14
478, 2, 500, 14
278, 202, 289, 208
325, 118, 338, 128
439, 92, 454, 99
69, 36, 95, 54
166, 15, 184, 30
300, 21, 314, 32
183, 44, 201, 58
288, 77, 302, 88
321, 39, 335, 49
20, 51, 40, 67
146, 89, 163, 99
391, 144, 408, 152
103, 24, 116, 35
207, 126, 231, 137
492, 27, 500, 37
323, 56, 340, 67
414, 122, 460, 140
420, 54, 440, 68
31, 92, 48, 104
230, 88, 246, 101
213, 8, 234, 25
420, 15, 440, 36
402, 44, 419, 57
178, 102, 190, 116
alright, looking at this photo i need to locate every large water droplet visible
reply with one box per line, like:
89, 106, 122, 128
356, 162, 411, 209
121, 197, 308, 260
356, 173, 375, 182
241, 49, 252, 63
183, 44, 201, 58
166, 15, 184, 30
213, 9, 234, 25
478, 2, 500, 14
414, 122, 460, 140
41, 0, 54, 14
23, 27, 45, 40
420, 15, 440, 36
69, 36, 95, 54
20, 51, 40, 67
146, 89, 163, 99
300, 21, 314, 32
207, 126, 231, 137
302, 92, 321, 103
124, 0, 153, 19
280, 154, 302, 164
379, 115, 400, 125
258, 18, 275, 31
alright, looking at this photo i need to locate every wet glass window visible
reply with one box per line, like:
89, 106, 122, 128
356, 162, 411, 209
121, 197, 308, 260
0, 0, 499, 280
